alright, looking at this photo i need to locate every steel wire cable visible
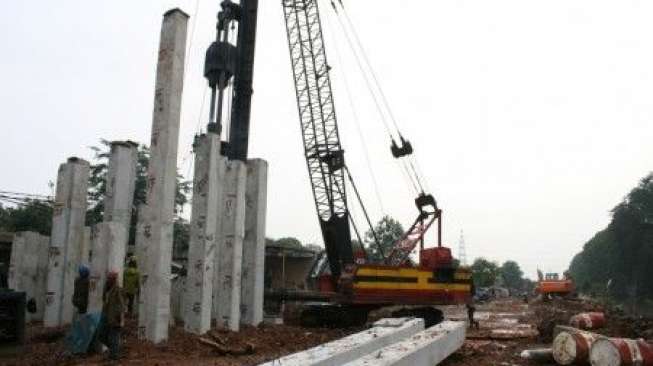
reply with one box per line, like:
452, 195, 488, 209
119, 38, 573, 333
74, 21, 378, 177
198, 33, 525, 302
322, 3, 386, 216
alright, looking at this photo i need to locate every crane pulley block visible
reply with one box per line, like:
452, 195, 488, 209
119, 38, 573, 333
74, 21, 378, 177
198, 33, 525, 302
415, 193, 437, 213
204, 41, 238, 89
391, 136, 413, 158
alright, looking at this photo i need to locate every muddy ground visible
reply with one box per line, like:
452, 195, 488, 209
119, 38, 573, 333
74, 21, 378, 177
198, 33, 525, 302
2, 298, 651, 366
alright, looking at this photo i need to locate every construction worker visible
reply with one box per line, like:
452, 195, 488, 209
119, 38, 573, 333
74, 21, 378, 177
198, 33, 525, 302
72, 265, 90, 320
102, 271, 124, 360
123, 258, 140, 317
467, 279, 480, 329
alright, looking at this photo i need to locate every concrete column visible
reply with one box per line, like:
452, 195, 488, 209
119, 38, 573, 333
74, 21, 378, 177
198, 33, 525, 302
240, 159, 268, 326
8, 232, 50, 322
136, 8, 188, 344
183, 133, 223, 334
44, 157, 90, 327
87, 141, 138, 312
212, 156, 228, 323
88, 222, 129, 313
104, 141, 138, 227
215, 160, 247, 331
7, 233, 22, 291
79, 227, 91, 267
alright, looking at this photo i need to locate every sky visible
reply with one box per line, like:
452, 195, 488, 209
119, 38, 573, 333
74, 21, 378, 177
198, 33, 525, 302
1, 0, 652, 279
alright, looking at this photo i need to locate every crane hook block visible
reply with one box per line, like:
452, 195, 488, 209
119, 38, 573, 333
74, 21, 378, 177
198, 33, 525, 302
390, 136, 413, 158
204, 41, 238, 89
415, 193, 437, 212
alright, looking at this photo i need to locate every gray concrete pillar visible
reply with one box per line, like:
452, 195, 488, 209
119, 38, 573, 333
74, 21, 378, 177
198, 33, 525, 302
215, 160, 247, 331
88, 222, 129, 313
9, 232, 50, 322
184, 133, 223, 334
211, 156, 228, 323
79, 227, 91, 267
44, 157, 90, 327
136, 8, 188, 343
104, 141, 138, 227
87, 141, 138, 312
240, 159, 268, 326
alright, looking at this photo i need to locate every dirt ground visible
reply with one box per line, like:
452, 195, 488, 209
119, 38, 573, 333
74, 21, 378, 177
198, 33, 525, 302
0, 320, 361, 366
442, 297, 653, 366
2, 298, 651, 366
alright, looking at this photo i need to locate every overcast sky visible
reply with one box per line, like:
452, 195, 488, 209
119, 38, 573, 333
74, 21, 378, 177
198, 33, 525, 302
2, 1, 652, 279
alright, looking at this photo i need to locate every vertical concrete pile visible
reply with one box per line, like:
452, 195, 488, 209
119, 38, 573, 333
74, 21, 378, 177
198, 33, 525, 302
44, 157, 90, 327
214, 161, 247, 331
184, 131, 224, 335
196, 157, 267, 333
240, 159, 268, 326
88, 141, 137, 313
136, 8, 188, 344
8, 231, 49, 321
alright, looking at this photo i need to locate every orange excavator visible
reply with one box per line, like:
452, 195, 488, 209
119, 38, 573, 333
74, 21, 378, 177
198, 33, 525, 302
535, 270, 575, 299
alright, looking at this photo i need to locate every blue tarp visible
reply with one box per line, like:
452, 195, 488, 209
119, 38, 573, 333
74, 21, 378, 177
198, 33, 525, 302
65, 312, 102, 354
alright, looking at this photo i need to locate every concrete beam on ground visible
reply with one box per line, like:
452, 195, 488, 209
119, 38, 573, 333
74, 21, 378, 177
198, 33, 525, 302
136, 8, 188, 344
44, 157, 90, 327
344, 321, 466, 366
215, 160, 247, 331
88, 222, 129, 313
259, 318, 425, 366
184, 132, 222, 335
240, 158, 268, 326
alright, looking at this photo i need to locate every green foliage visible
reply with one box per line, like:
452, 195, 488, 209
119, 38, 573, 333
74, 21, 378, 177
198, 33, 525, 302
365, 215, 404, 262
272, 237, 303, 249
0, 201, 53, 235
500, 260, 524, 290
569, 172, 653, 306
471, 258, 500, 287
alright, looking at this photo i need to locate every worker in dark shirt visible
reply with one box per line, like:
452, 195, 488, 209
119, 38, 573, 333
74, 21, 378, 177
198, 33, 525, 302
102, 271, 124, 360
72, 265, 90, 319
467, 279, 480, 329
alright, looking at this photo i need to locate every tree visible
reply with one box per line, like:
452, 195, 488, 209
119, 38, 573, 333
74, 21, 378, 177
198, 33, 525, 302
471, 258, 500, 287
0, 200, 53, 236
569, 172, 653, 308
500, 260, 524, 290
365, 215, 404, 262
273, 237, 303, 249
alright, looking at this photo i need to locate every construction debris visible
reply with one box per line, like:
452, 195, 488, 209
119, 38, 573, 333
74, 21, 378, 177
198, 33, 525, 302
590, 338, 653, 366
520, 348, 554, 363
570, 312, 606, 330
552, 328, 601, 365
